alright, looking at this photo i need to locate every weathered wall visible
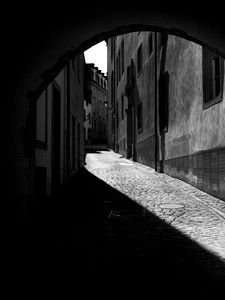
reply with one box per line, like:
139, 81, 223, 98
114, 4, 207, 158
113, 32, 156, 165
70, 55, 85, 170
35, 55, 85, 203
55, 69, 66, 183
109, 32, 225, 200
107, 38, 115, 149
163, 36, 225, 199
134, 32, 156, 166
87, 66, 107, 143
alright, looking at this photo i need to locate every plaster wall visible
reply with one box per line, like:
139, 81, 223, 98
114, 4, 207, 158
114, 32, 156, 163
163, 36, 225, 198
164, 36, 225, 161
70, 55, 85, 170
35, 85, 52, 196
35, 69, 65, 195
35, 55, 85, 197
88, 78, 107, 142
55, 69, 66, 183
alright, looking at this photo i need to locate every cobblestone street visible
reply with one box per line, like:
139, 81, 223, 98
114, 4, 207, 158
83, 147, 225, 295
13, 147, 225, 297
85, 149, 225, 261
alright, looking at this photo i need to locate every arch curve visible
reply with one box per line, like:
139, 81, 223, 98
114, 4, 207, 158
7, 5, 225, 99
3, 4, 225, 206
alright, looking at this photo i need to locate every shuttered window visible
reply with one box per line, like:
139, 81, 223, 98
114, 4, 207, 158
203, 47, 224, 108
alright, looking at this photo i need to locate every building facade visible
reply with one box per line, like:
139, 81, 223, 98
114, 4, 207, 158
85, 63, 108, 144
30, 54, 85, 212
107, 32, 225, 200
84, 98, 92, 144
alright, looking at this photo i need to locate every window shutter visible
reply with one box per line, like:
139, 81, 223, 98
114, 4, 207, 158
203, 48, 213, 103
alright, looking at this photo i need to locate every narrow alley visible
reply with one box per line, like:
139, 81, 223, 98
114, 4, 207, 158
4, 6, 225, 299
12, 146, 225, 297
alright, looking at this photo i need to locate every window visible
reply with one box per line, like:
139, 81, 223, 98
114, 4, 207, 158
137, 102, 143, 132
116, 41, 125, 86
149, 34, 153, 57
121, 95, 124, 121
203, 47, 224, 108
137, 44, 143, 74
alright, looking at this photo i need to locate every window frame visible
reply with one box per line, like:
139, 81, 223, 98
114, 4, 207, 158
202, 47, 224, 110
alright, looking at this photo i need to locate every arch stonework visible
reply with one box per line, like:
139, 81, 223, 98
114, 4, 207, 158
7, 5, 225, 100
3, 5, 225, 218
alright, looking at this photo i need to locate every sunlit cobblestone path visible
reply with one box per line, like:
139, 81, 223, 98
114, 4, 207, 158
85, 149, 225, 261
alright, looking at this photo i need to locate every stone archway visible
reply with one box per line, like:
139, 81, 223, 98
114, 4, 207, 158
3, 4, 225, 219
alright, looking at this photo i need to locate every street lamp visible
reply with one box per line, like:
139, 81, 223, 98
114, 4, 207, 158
103, 101, 108, 109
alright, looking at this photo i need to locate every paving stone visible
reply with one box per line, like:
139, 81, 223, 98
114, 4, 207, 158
85, 150, 225, 261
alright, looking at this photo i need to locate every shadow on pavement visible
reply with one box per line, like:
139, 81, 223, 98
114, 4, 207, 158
84, 144, 110, 153
13, 167, 225, 297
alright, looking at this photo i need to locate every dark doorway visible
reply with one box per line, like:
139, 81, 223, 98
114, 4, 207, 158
52, 83, 61, 191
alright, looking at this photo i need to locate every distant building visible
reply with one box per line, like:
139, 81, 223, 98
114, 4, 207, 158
85, 63, 108, 144
107, 32, 225, 200
84, 98, 92, 144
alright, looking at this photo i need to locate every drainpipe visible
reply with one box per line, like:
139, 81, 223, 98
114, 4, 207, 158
113, 37, 116, 151
154, 32, 158, 172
